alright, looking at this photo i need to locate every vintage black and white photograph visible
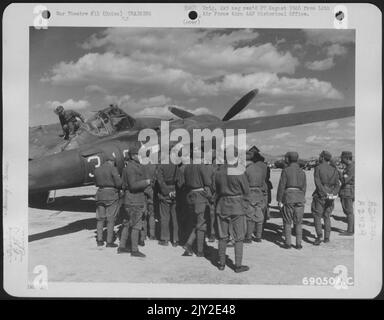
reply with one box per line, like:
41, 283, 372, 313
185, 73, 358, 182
2, 2, 382, 298
27, 26, 356, 285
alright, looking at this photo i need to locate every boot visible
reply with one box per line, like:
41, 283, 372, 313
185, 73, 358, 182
158, 240, 169, 246
106, 242, 118, 248
314, 237, 321, 246
131, 250, 146, 257
182, 244, 193, 256
117, 247, 131, 254
96, 240, 105, 247
234, 265, 250, 273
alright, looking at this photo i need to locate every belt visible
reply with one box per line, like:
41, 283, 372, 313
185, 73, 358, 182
286, 187, 301, 191
98, 186, 117, 190
250, 186, 262, 190
220, 194, 242, 199
190, 187, 204, 192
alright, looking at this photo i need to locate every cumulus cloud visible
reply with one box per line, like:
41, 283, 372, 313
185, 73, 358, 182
220, 73, 343, 99
305, 57, 335, 71
276, 105, 295, 114
303, 29, 355, 45
232, 109, 267, 120
103, 94, 172, 113
305, 43, 348, 71
326, 121, 340, 129
81, 28, 298, 76
84, 84, 108, 94
272, 132, 291, 139
46, 98, 90, 110
326, 43, 348, 56
305, 135, 333, 144
42, 52, 342, 99
134, 106, 173, 118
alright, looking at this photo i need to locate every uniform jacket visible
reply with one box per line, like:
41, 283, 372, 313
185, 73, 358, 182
122, 160, 148, 205
215, 164, 250, 217
245, 161, 266, 204
312, 162, 340, 199
156, 163, 178, 201
339, 162, 355, 199
143, 163, 157, 202
184, 164, 212, 189
184, 163, 213, 204
277, 162, 306, 204
59, 110, 84, 126
94, 162, 122, 203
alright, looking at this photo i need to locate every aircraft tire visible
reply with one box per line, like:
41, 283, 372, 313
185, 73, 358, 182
29, 191, 49, 208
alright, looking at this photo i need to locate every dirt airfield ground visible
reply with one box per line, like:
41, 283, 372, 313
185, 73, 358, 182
28, 169, 353, 285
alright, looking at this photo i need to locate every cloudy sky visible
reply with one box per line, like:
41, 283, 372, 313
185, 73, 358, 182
30, 27, 355, 158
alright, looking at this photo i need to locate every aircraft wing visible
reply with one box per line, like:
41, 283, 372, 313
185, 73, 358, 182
29, 123, 66, 160
217, 106, 354, 133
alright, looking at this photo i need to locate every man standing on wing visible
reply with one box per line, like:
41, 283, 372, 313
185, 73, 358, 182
277, 151, 307, 250
312, 151, 340, 245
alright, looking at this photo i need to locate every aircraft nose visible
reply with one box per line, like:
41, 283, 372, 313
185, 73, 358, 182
29, 150, 85, 193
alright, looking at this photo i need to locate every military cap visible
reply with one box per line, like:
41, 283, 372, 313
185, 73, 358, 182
341, 151, 352, 158
105, 153, 116, 162
224, 145, 239, 163
320, 150, 332, 161
285, 151, 299, 162
246, 150, 255, 161
248, 145, 260, 153
129, 141, 142, 155
55, 105, 64, 114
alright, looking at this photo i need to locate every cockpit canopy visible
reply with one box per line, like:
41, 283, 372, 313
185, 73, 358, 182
82, 105, 136, 136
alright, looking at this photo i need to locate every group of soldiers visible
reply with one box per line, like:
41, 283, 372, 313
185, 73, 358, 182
93, 141, 355, 273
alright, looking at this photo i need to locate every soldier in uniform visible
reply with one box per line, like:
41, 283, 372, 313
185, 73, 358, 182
117, 143, 151, 257
143, 162, 157, 241
312, 151, 340, 245
156, 162, 179, 247
206, 156, 218, 243
215, 149, 250, 273
94, 154, 122, 247
252, 151, 269, 241
265, 163, 273, 220
277, 152, 307, 249
244, 150, 267, 243
339, 151, 355, 236
182, 147, 213, 257
54, 105, 85, 140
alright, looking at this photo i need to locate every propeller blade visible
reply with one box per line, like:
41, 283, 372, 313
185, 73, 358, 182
168, 106, 195, 119
222, 89, 259, 121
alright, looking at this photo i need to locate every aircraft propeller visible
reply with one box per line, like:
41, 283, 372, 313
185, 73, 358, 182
221, 89, 258, 121
167, 88, 259, 121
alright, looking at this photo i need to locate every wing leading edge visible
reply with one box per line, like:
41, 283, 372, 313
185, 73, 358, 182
218, 106, 355, 133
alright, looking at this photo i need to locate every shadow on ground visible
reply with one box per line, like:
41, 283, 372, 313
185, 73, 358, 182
30, 194, 96, 213
29, 218, 96, 242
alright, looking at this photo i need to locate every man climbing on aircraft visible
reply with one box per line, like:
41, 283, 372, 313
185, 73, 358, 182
54, 105, 85, 140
